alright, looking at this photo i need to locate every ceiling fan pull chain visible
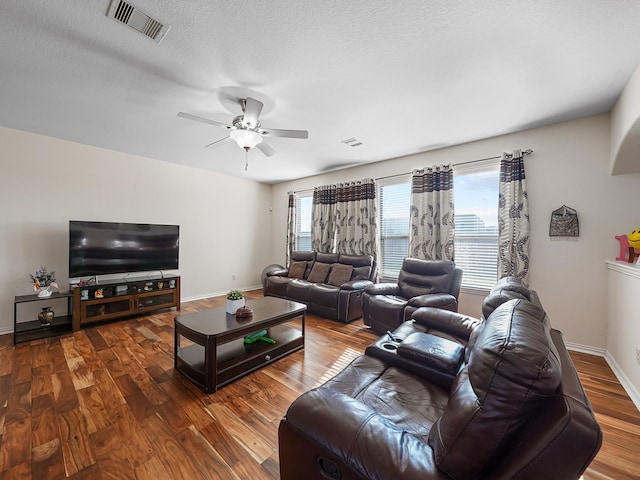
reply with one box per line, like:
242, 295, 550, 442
245, 149, 249, 171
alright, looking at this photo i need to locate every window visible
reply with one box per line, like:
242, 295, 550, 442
453, 163, 500, 290
377, 177, 411, 280
301, 163, 500, 290
295, 193, 312, 251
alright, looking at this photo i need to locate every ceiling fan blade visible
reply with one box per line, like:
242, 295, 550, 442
261, 128, 308, 139
242, 97, 263, 128
177, 112, 230, 128
256, 142, 276, 157
205, 136, 230, 148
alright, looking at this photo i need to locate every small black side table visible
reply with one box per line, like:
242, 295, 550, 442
14, 291, 74, 344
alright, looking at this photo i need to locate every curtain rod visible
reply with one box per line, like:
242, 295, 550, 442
293, 149, 533, 194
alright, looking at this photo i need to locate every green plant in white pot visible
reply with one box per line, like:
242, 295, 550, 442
226, 289, 245, 314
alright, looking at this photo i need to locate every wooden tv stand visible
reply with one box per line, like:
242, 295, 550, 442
72, 275, 180, 331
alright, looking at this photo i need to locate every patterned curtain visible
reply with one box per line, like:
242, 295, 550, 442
335, 179, 378, 257
498, 150, 530, 283
311, 184, 337, 253
409, 164, 455, 260
286, 192, 296, 266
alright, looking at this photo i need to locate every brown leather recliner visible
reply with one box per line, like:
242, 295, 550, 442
278, 285, 602, 480
365, 276, 536, 389
362, 257, 463, 334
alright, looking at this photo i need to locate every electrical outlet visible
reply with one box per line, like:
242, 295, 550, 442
636, 348, 640, 365
232, 274, 236, 281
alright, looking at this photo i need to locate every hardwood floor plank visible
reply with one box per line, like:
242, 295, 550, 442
84, 328, 109, 353
140, 413, 203, 479
31, 395, 59, 448
0, 461, 30, 479
77, 386, 112, 435
92, 369, 127, 417
51, 371, 79, 414
31, 437, 65, 480
133, 455, 171, 480
89, 425, 136, 480
0, 418, 31, 470
174, 425, 242, 480
0, 289, 637, 479
30, 365, 53, 399
199, 419, 250, 468
66, 463, 102, 480
112, 406, 155, 469
3, 380, 30, 426
57, 408, 95, 475
66, 356, 95, 391
10, 346, 31, 386
205, 402, 275, 464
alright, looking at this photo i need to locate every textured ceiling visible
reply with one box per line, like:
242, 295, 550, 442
2, 0, 640, 184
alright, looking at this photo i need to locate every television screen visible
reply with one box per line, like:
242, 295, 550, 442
69, 221, 180, 278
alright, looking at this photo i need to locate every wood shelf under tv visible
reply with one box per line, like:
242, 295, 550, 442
72, 275, 180, 331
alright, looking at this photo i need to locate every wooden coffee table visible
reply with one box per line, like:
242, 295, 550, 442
174, 296, 306, 393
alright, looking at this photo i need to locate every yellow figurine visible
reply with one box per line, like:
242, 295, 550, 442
629, 228, 640, 249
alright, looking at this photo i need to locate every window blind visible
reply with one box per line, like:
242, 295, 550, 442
295, 194, 312, 251
453, 163, 500, 290
378, 177, 411, 280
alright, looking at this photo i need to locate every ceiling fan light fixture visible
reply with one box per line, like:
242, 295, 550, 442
230, 129, 263, 150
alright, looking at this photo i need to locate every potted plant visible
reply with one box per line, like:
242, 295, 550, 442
226, 289, 245, 314
30, 266, 59, 298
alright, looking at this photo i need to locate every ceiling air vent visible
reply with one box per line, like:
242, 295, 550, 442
341, 137, 363, 147
106, 0, 170, 43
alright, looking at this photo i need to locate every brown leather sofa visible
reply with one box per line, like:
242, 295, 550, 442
362, 257, 463, 334
279, 279, 602, 480
265, 251, 376, 323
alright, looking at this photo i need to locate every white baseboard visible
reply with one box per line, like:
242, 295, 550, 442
565, 342, 606, 357
0, 326, 13, 336
181, 285, 263, 304
603, 351, 640, 412
566, 342, 640, 412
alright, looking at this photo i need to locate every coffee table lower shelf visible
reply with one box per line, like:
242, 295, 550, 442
176, 323, 304, 393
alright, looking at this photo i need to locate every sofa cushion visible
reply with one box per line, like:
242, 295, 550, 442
307, 262, 331, 283
327, 263, 354, 286
286, 279, 313, 303
490, 276, 532, 299
428, 299, 561, 480
316, 252, 340, 264
288, 261, 307, 279
338, 254, 374, 280
481, 276, 534, 319
398, 259, 456, 299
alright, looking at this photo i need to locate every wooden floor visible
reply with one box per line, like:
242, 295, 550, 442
0, 289, 638, 479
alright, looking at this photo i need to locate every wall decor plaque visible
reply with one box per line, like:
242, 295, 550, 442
549, 205, 579, 237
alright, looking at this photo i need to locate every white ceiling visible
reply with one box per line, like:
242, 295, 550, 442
2, 1, 640, 184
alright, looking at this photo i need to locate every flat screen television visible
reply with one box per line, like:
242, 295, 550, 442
69, 221, 180, 278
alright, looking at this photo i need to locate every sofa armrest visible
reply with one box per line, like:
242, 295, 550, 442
397, 333, 464, 375
267, 268, 289, 277
365, 283, 400, 296
411, 307, 481, 340
407, 293, 457, 308
341, 279, 374, 290
283, 388, 441, 480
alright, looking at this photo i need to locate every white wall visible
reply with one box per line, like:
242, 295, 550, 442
270, 114, 640, 349
1, 126, 272, 333
606, 263, 640, 408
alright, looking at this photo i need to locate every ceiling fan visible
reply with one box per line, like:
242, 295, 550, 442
177, 97, 308, 160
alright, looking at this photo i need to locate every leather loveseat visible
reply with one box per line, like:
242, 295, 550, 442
265, 251, 376, 323
278, 278, 602, 480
